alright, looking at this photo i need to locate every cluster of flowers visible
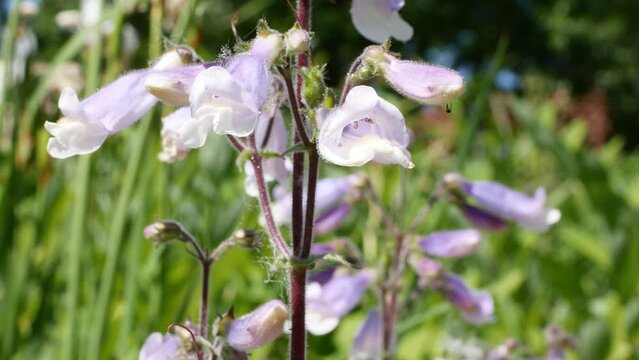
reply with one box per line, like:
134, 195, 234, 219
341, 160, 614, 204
44, 0, 566, 358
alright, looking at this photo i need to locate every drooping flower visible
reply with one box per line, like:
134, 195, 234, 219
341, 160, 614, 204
306, 270, 375, 335
444, 173, 561, 232
269, 174, 366, 232
349, 310, 383, 360
44, 50, 186, 159
318, 85, 413, 168
157, 107, 192, 163
350, 0, 413, 43
435, 274, 494, 325
363, 46, 465, 106
418, 229, 482, 258
181, 54, 271, 146
225, 300, 289, 351
138, 332, 182, 360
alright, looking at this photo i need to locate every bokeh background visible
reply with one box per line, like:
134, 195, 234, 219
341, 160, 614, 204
1, 0, 639, 358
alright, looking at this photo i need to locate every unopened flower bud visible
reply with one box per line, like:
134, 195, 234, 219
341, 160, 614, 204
302, 65, 326, 109
284, 28, 311, 54
418, 229, 482, 258
362, 46, 465, 106
232, 229, 261, 248
225, 300, 288, 351
143, 220, 186, 244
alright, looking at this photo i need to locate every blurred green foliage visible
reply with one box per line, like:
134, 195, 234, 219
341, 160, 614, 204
1, 0, 638, 359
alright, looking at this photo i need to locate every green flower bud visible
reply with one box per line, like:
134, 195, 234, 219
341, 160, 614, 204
302, 65, 326, 109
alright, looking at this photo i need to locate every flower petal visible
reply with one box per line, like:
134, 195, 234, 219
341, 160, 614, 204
350, 0, 413, 43
318, 85, 413, 168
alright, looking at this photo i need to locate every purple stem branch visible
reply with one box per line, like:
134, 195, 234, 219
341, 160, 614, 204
278, 64, 312, 148
339, 56, 363, 104
247, 135, 293, 260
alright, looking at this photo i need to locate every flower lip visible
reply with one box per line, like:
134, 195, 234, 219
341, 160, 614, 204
318, 85, 414, 169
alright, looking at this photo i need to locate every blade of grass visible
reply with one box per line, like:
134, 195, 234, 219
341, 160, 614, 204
87, 1, 163, 357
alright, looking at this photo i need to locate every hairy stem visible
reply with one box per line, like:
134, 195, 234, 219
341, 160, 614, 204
247, 135, 293, 259
290, 1, 312, 359
278, 65, 312, 147
339, 56, 363, 104
301, 149, 319, 258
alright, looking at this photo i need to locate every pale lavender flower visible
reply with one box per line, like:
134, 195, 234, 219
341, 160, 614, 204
157, 107, 191, 163
436, 274, 494, 325
44, 50, 186, 159
458, 177, 561, 232
225, 300, 289, 351
419, 229, 482, 258
350, 0, 413, 43
270, 174, 366, 231
318, 85, 413, 168
349, 310, 382, 360
306, 270, 375, 335
181, 54, 271, 146
138, 332, 181, 360
364, 46, 465, 105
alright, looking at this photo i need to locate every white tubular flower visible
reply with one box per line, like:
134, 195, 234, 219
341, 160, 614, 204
350, 0, 413, 43
318, 85, 414, 168
44, 50, 186, 159
181, 55, 270, 147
